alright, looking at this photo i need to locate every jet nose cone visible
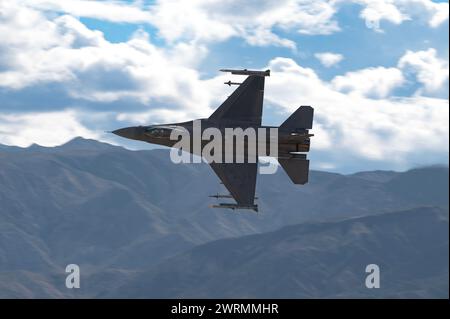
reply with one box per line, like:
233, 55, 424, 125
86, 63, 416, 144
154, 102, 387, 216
112, 126, 142, 140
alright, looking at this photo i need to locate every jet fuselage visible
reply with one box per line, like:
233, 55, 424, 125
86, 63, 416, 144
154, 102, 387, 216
113, 120, 311, 160
112, 69, 314, 211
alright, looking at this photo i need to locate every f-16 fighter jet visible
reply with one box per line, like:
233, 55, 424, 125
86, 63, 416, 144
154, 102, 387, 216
113, 69, 314, 212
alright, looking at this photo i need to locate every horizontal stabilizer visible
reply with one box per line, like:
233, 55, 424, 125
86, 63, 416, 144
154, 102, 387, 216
280, 105, 314, 130
278, 157, 310, 184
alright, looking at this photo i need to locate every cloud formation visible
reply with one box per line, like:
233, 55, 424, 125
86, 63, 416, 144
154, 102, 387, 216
398, 48, 449, 95
20, 0, 449, 48
355, 0, 449, 29
0, 110, 97, 147
266, 57, 448, 163
0, 0, 448, 171
0, 2, 213, 117
315, 52, 344, 67
331, 67, 404, 98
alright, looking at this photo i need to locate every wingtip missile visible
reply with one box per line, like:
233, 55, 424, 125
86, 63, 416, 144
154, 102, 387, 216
210, 203, 259, 212
209, 193, 233, 199
209, 193, 258, 200
220, 69, 270, 77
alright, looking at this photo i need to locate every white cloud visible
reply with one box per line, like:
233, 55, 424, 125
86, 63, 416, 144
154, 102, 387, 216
19, 0, 342, 50
13, 0, 447, 56
427, 1, 450, 27
398, 48, 449, 94
266, 57, 448, 162
0, 11, 107, 89
315, 52, 344, 67
0, 1, 448, 169
116, 109, 194, 125
331, 67, 404, 98
22, 0, 153, 23
241, 27, 297, 50
354, 0, 449, 30
0, 2, 214, 118
0, 111, 98, 147
145, 0, 340, 49
356, 0, 404, 27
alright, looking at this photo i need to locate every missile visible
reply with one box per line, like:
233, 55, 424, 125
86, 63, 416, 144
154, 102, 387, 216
224, 80, 242, 86
209, 194, 233, 199
209, 193, 258, 199
220, 69, 270, 77
209, 203, 259, 212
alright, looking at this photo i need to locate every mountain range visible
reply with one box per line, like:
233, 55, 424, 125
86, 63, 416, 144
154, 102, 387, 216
0, 138, 448, 298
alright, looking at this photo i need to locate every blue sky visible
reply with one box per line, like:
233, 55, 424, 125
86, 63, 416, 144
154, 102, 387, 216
0, 0, 448, 173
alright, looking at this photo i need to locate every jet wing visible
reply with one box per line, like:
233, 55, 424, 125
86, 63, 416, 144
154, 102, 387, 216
209, 162, 257, 207
208, 75, 265, 126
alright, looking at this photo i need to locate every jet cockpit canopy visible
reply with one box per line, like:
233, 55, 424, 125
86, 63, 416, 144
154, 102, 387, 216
144, 125, 186, 138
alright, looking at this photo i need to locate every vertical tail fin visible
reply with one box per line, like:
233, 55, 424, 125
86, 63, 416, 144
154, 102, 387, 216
280, 105, 314, 130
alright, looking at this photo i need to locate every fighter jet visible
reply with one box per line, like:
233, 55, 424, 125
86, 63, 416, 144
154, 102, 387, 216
113, 69, 314, 212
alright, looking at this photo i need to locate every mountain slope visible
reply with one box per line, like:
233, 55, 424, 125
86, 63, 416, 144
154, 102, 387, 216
115, 206, 449, 298
0, 138, 448, 298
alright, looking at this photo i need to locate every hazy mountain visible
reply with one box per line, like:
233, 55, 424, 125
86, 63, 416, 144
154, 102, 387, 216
0, 138, 448, 298
113, 206, 449, 298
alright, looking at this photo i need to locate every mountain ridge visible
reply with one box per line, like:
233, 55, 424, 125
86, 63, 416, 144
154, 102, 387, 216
0, 137, 448, 298
112, 206, 448, 298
